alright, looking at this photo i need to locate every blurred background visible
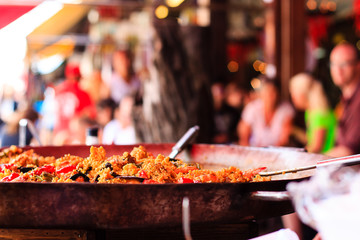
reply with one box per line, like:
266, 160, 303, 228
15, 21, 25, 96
0, 0, 357, 147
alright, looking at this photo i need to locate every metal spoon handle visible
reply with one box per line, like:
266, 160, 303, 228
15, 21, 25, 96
259, 165, 317, 177
259, 153, 360, 177
168, 125, 200, 159
317, 153, 360, 167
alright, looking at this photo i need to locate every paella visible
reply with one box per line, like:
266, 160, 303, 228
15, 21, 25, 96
0, 145, 269, 183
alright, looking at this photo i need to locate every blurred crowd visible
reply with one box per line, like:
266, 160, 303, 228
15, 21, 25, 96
210, 73, 335, 155
0, 48, 142, 147
1, 42, 360, 170
210, 42, 360, 240
212, 43, 360, 161
0, 40, 359, 240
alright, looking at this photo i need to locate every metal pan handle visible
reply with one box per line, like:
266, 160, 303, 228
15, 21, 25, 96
250, 191, 290, 201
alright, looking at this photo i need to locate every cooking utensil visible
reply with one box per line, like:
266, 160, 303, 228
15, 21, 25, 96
259, 153, 360, 177
168, 125, 199, 160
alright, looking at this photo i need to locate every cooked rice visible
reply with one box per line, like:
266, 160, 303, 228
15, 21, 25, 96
0, 145, 270, 183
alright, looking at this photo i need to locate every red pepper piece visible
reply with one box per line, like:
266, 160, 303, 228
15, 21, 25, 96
177, 177, 194, 183
4, 164, 14, 169
56, 165, 76, 174
0, 164, 15, 173
138, 170, 148, 179
2, 172, 20, 182
33, 165, 55, 175
143, 179, 158, 184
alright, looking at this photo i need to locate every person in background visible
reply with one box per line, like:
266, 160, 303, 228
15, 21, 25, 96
326, 43, 360, 157
102, 95, 137, 145
287, 73, 337, 240
0, 84, 18, 124
39, 86, 56, 145
105, 50, 141, 104
238, 77, 295, 147
53, 62, 96, 144
289, 73, 337, 153
211, 82, 241, 144
62, 116, 98, 145
96, 98, 117, 143
96, 98, 117, 128
310, 42, 360, 240
0, 106, 38, 147
80, 69, 110, 104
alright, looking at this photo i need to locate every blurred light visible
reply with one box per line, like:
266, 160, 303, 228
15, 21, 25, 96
253, 60, 262, 71
314, 47, 326, 59
179, 8, 196, 26
36, 54, 65, 75
251, 78, 262, 90
327, 1, 337, 11
177, 17, 184, 25
61, 0, 82, 4
319, 2, 327, 12
198, 0, 210, 6
165, 0, 184, 8
227, 61, 239, 72
196, 7, 210, 26
263, 0, 273, 3
306, 0, 317, 10
332, 33, 345, 45
88, 8, 99, 24
155, 5, 169, 19
265, 64, 276, 78
253, 60, 267, 74
259, 62, 267, 74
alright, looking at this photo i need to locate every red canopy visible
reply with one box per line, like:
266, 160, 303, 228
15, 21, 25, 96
0, 5, 36, 29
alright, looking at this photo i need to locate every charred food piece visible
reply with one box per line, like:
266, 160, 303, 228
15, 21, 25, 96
104, 162, 113, 170
111, 171, 145, 182
18, 166, 34, 173
70, 172, 90, 182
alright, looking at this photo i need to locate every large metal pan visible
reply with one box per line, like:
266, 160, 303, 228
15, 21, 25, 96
0, 144, 329, 230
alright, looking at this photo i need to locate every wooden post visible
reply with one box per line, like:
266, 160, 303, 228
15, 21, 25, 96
275, 0, 306, 100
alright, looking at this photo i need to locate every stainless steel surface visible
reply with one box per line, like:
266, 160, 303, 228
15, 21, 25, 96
182, 197, 192, 240
18, 119, 27, 147
259, 165, 316, 177
259, 153, 360, 177
190, 144, 329, 180
168, 125, 199, 159
0, 144, 330, 229
250, 191, 290, 201
18, 118, 43, 147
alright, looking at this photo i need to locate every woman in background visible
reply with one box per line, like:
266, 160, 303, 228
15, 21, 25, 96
238, 77, 295, 147
289, 73, 337, 153
102, 95, 137, 145
285, 73, 337, 240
